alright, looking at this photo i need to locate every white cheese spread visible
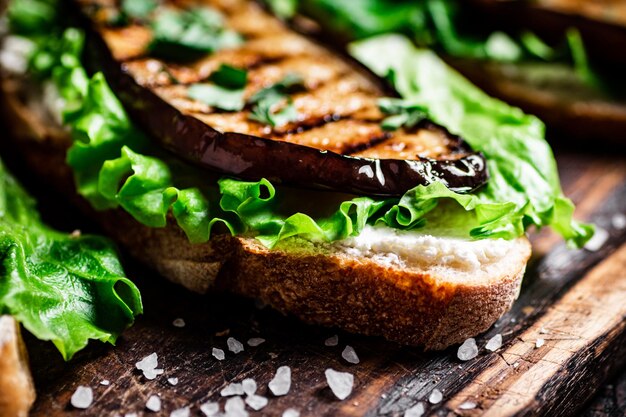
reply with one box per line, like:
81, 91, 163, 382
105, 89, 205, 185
336, 225, 514, 272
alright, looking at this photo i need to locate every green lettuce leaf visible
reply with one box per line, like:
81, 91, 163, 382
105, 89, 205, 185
0, 159, 142, 360
36, 28, 393, 246
14, 13, 591, 248
351, 35, 593, 246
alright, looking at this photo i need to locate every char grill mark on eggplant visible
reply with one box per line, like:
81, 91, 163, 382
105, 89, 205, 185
76, 0, 489, 196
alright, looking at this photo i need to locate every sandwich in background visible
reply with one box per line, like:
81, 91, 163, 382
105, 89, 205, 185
289, 0, 626, 146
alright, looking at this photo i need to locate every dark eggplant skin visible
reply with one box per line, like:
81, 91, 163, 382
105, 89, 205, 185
111, 64, 487, 195
77, 0, 489, 196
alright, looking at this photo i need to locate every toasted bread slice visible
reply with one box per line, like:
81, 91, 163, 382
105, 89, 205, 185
0, 76, 531, 350
0, 316, 36, 417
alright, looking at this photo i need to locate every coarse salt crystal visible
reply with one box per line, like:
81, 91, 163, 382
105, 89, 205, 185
429, 388, 443, 404
200, 401, 220, 416
459, 401, 477, 410
225, 397, 248, 417
404, 402, 425, 417
612, 214, 626, 230
227, 337, 244, 354
172, 318, 186, 328
146, 395, 161, 412
247, 337, 265, 347
269, 366, 292, 396
143, 368, 164, 380
100, 380, 110, 386
242, 378, 257, 395
125, 413, 138, 417
485, 334, 503, 352
325, 368, 354, 400
221, 382, 245, 397
457, 338, 478, 361
325, 335, 339, 347
584, 227, 609, 251
513, 362, 520, 368
168, 377, 179, 386
71, 386, 93, 409
342, 345, 360, 364
135, 353, 163, 380
536, 338, 545, 348
136, 353, 158, 372
282, 409, 300, 417
213, 348, 226, 360
540, 326, 550, 334
245, 394, 269, 410
170, 407, 191, 417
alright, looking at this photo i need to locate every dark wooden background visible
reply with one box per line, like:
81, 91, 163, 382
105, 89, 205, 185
8, 143, 626, 417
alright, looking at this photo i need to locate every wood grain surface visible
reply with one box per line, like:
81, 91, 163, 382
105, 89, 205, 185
12, 149, 626, 417
583, 366, 626, 417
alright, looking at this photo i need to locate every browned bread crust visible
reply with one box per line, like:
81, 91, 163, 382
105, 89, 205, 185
0, 77, 531, 350
0, 316, 36, 417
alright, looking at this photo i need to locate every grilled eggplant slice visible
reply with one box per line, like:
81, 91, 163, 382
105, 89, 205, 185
75, 0, 488, 196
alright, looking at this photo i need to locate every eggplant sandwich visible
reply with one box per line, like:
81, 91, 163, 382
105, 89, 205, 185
0, 0, 592, 356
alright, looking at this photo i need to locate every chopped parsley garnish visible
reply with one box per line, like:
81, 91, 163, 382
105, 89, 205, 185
189, 69, 303, 126
378, 98, 428, 130
150, 7, 243, 61
520, 31, 555, 61
108, 0, 158, 26
188, 64, 248, 111
249, 99, 299, 128
209, 64, 248, 89
265, 0, 298, 19
567, 28, 598, 88
248, 73, 303, 103
121, 0, 158, 20
248, 73, 303, 127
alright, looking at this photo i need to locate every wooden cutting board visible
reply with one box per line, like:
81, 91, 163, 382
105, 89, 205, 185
20, 149, 626, 417
583, 368, 626, 416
